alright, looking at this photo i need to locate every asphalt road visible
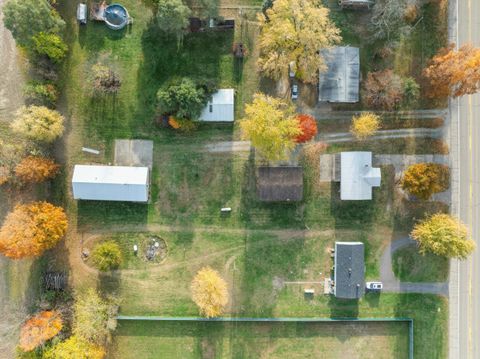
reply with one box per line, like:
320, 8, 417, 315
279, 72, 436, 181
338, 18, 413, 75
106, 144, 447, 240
453, 0, 480, 357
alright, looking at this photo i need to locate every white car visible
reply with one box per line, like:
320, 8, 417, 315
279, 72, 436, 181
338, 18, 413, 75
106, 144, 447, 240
291, 84, 298, 100
77, 3, 87, 25
366, 282, 383, 291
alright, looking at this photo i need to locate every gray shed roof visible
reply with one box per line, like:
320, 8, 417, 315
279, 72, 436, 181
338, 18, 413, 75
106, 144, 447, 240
257, 166, 303, 202
319, 46, 360, 103
334, 242, 365, 299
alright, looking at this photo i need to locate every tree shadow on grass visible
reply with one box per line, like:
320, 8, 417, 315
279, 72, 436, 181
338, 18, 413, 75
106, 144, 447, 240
327, 296, 360, 319
238, 231, 308, 317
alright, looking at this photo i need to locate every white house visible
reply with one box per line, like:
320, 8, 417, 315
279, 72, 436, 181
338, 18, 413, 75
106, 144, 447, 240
72, 165, 149, 202
199, 89, 234, 122
340, 152, 381, 200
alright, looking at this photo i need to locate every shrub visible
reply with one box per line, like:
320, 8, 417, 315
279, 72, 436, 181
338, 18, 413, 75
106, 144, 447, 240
32, 32, 68, 63
24, 83, 58, 108
0, 202, 68, 259
401, 163, 450, 200
402, 77, 420, 107
295, 114, 318, 143
350, 112, 381, 140
363, 70, 403, 110
19, 311, 62, 352
15, 156, 60, 183
11, 106, 64, 143
73, 288, 117, 345
191, 266, 228, 318
91, 241, 123, 271
91, 64, 121, 94
411, 213, 475, 259
43, 336, 105, 359
168, 116, 198, 132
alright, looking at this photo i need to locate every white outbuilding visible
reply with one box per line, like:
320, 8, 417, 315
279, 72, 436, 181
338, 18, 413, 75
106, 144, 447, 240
199, 89, 234, 122
340, 152, 381, 200
72, 165, 149, 202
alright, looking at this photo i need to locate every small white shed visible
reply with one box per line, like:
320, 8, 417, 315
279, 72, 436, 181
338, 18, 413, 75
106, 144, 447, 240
199, 89, 234, 122
72, 165, 149, 202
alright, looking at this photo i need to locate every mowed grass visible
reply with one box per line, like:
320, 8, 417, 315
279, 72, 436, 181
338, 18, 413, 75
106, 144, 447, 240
55, 1, 449, 358
392, 245, 449, 282
110, 320, 410, 359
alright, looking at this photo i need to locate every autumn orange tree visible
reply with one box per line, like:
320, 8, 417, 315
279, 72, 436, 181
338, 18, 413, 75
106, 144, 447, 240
191, 266, 228, 318
0, 201, 68, 259
295, 114, 318, 143
423, 44, 480, 98
19, 311, 62, 352
401, 163, 450, 200
15, 156, 60, 183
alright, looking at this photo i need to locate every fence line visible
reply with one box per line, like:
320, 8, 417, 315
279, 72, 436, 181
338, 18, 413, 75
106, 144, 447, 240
117, 316, 414, 359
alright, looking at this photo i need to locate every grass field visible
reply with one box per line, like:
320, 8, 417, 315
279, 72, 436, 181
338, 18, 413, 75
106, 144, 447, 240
393, 245, 449, 283
52, 1, 451, 358
110, 320, 410, 359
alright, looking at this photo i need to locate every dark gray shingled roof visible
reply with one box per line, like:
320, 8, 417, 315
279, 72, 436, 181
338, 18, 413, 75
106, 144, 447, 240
334, 242, 365, 299
319, 46, 360, 103
256, 166, 303, 202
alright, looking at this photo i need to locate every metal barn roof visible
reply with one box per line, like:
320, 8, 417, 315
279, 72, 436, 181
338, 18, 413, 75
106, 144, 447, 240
340, 152, 381, 200
199, 89, 234, 122
334, 242, 365, 299
72, 165, 149, 202
319, 46, 360, 103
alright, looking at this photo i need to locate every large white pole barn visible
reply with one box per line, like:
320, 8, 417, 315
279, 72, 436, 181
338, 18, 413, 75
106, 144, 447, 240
72, 165, 149, 202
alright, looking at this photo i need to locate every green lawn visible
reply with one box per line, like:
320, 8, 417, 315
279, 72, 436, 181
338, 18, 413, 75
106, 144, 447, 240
54, 1, 450, 358
392, 245, 449, 283
110, 320, 410, 359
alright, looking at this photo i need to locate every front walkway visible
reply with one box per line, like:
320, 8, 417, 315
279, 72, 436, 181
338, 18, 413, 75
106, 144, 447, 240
380, 237, 449, 296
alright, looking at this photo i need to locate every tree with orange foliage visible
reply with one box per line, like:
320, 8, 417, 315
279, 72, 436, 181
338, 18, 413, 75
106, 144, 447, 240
19, 311, 62, 352
191, 266, 228, 318
15, 156, 60, 183
423, 44, 480, 98
295, 114, 318, 143
0, 201, 68, 259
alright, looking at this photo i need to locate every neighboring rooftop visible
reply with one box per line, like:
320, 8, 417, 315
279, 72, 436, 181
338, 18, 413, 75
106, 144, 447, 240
318, 46, 360, 103
340, 151, 381, 200
334, 242, 365, 299
199, 89, 235, 122
256, 166, 304, 202
72, 165, 149, 202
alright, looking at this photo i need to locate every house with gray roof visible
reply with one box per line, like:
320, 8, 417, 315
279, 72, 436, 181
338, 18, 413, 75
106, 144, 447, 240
333, 242, 365, 299
318, 46, 360, 103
